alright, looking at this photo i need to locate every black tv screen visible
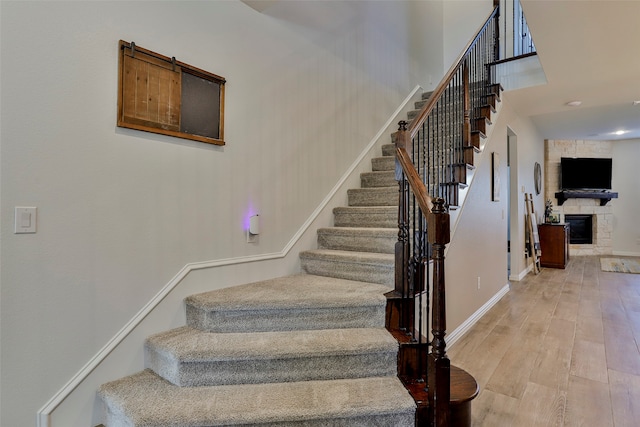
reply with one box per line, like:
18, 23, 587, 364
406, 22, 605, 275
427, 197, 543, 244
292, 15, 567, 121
560, 157, 612, 190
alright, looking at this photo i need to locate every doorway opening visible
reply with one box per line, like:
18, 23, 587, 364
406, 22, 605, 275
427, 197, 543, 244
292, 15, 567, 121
507, 128, 518, 279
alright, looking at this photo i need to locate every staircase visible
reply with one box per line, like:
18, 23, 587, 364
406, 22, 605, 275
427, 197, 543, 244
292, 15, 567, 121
98, 82, 499, 424
99, 5, 504, 425
299, 148, 397, 286
98, 142, 416, 426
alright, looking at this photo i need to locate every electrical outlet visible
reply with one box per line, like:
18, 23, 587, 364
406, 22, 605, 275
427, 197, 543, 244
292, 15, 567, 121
477, 276, 481, 290
247, 230, 259, 243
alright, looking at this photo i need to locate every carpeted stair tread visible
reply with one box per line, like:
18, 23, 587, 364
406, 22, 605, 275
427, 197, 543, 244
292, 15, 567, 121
347, 187, 397, 206
371, 156, 395, 171
98, 369, 416, 427
300, 249, 394, 265
317, 227, 396, 254
333, 206, 397, 228
360, 170, 396, 188
186, 274, 388, 311
299, 249, 394, 285
382, 143, 395, 157
145, 326, 399, 386
186, 274, 390, 333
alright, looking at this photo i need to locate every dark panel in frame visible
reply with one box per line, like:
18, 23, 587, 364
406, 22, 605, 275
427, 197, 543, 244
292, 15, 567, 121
180, 72, 221, 140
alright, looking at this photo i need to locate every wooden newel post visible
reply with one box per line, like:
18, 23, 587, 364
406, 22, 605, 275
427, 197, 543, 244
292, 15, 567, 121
393, 120, 411, 160
427, 197, 451, 427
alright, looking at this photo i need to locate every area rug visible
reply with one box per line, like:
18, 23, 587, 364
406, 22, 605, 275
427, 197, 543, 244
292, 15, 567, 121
600, 258, 640, 274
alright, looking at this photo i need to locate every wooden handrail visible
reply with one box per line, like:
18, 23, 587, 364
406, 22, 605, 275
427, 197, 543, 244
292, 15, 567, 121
408, 6, 499, 139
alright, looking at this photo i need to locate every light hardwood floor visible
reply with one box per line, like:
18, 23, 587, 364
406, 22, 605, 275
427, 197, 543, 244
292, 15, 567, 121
448, 255, 640, 426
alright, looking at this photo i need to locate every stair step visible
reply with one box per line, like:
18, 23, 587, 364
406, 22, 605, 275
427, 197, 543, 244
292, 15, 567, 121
471, 130, 486, 149
185, 274, 390, 333
98, 369, 416, 427
441, 182, 468, 207
361, 170, 396, 188
476, 103, 496, 120
486, 92, 500, 109
317, 227, 397, 254
300, 249, 394, 286
488, 82, 503, 101
474, 116, 491, 134
382, 143, 396, 157
447, 163, 476, 185
371, 156, 395, 171
348, 187, 397, 206
463, 145, 481, 165
333, 206, 397, 228
145, 326, 399, 387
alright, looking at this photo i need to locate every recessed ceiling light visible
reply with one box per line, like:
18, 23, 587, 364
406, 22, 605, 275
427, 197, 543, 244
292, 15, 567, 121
633, 101, 640, 106
613, 130, 628, 136
566, 101, 582, 107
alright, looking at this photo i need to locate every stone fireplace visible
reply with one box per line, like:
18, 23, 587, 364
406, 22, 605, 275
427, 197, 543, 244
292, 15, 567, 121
545, 140, 614, 256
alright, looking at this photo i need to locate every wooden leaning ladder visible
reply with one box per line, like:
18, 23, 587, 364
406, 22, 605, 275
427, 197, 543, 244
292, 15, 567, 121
525, 193, 541, 274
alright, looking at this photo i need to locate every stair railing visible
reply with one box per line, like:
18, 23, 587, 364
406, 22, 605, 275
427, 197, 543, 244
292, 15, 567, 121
514, 0, 535, 56
391, 5, 500, 426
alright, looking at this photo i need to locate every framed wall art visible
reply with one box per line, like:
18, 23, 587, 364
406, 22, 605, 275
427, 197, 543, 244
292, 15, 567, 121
117, 40, 226, 145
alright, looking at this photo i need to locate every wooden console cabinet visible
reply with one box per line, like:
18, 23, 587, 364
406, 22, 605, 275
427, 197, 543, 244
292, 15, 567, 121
538, 223, 570, 269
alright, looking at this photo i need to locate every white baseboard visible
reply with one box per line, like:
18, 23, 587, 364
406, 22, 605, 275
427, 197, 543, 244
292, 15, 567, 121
509, 262, 532, 281
446, 283, 510, 349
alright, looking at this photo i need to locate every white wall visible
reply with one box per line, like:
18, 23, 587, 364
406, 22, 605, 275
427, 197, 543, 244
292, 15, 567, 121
408, 0, 445, 90
445, 94, 545, 332
0, 1, 436, 425
499, 98, 548, 277
432, 0, 547, 331
612, 139, 640, 256
443, 0, 494, 70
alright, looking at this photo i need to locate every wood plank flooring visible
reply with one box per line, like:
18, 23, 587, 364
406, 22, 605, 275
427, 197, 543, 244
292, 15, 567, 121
448, 256, 640, 426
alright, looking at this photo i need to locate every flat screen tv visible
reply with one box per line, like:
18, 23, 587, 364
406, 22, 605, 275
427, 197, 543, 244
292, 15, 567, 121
560, 157, 612, 190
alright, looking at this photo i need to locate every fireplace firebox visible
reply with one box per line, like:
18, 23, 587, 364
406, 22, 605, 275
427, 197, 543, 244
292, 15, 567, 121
565, 215, 593, 244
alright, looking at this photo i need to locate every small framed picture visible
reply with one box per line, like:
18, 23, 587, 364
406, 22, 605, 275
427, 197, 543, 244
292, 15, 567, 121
492, 152, 500, 202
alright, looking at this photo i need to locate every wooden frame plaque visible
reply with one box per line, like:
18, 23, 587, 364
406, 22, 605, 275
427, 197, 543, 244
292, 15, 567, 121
117, 40, 225, 145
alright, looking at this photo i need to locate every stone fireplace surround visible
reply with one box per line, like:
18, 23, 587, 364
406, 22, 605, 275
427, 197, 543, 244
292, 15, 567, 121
545, 140, 614, 256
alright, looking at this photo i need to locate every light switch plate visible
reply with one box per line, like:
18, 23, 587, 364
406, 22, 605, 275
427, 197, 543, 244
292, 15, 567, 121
15, 207, 37, 234
247, 230, 259, 243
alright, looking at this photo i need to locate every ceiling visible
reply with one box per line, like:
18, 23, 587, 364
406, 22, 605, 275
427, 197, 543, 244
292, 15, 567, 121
509, 0, 640, 141
242, 1, 640, 141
